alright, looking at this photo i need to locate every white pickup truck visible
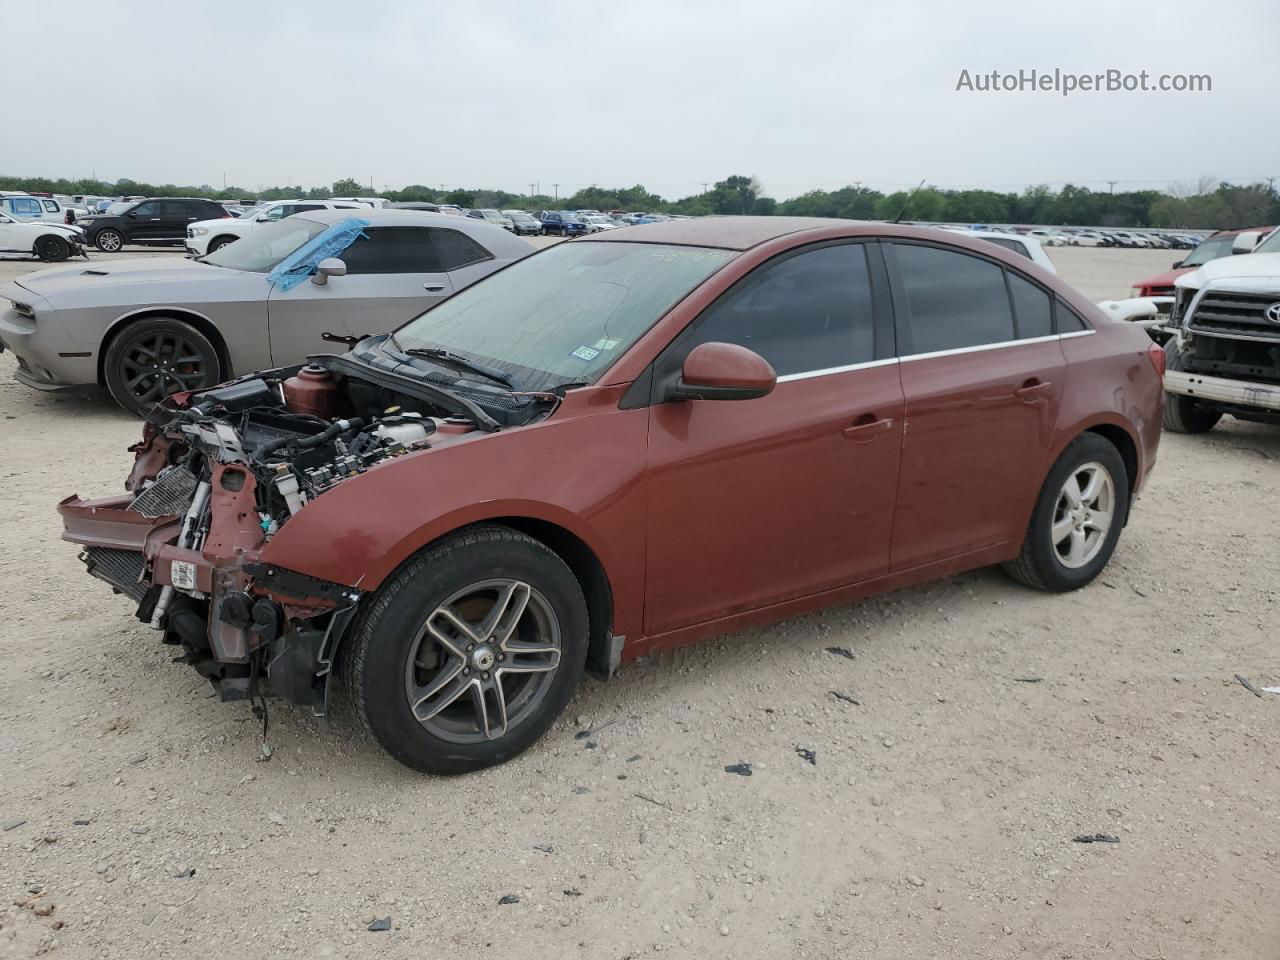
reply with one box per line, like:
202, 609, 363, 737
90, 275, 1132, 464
0, 193, 89, 224
1160, 227, 1280, 433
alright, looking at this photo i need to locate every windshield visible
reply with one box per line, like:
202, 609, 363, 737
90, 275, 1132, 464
1253, 229, 1280, 255
1183, 234, 1240, 266
200, 216, 328, 272
394, 241, 736, 390
106, 201, 133, 216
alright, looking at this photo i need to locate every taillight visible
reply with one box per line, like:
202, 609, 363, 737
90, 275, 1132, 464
1147, 341, 1166, 379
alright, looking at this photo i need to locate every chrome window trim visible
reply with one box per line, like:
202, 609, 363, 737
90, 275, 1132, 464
775, 330, 1096, 381
776, 356, 899, 383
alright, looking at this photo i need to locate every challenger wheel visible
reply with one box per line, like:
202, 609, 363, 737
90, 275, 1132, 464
343, 525, 588, 774
103, 317, 221, 416
1003, 433, 1130, 593
94, 228, 124, 252
1162, 339, 1221, 434
36, 235, 71, 262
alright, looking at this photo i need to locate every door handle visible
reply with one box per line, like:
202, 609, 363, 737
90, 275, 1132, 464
424, 283, 446, 292
842, 416, 895, 441
1015, 379, 1052, 400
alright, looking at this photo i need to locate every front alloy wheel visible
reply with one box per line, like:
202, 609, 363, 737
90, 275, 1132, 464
103, 318, 221, 416
405, 579, 562, 743
344, 525, 588, 774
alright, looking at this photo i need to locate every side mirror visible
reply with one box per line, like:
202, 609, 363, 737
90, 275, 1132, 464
256, 214, 272, 222
311, 258, 347, 285
1172, 260, 1183, 269
1232, 232, 1260, 254
669, 342, 776, 402
126, 211, 138, 218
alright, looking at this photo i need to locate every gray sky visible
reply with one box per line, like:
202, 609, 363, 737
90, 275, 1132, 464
9, 0, 1277, 199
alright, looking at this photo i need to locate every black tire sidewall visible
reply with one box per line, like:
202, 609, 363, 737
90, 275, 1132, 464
355, 531, 588, 775
1024, 435, 1130, 591
209, 236, 235, 252
103, 318, 221, 417
38, 236, 69, 261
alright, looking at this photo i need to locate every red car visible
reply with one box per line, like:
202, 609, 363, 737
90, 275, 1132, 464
1132, 226, 1274, 298
59, 218, 1164, 773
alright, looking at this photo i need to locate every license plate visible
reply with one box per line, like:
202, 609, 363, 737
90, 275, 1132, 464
171, 560, 197, 590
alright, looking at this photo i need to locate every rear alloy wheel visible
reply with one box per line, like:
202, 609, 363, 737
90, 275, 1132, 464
94, 228, 124, 252
36, 235, 71, 262
103, 318, 221, 416
207, 235, 238, 253
344, 525, 588, 774
1003, 433, 1129, 592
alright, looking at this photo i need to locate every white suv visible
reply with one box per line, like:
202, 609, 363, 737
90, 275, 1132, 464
185, 199, 365, 256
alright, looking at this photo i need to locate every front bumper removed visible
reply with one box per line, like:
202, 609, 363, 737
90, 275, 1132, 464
1164, 370, 1280, 412
58, 485, 359, 710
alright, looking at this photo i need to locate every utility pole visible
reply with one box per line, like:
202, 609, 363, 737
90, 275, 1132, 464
369, 176, 374, 193
553, 184, 559, 201
529, 183, 536, 198
701, 182, 708, 194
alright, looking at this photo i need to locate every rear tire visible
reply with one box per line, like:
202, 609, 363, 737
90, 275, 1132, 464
103, 317, 222, 416
1161, 340, 1221, 433
1003, 433, 1129, 593
343, 525, 588, 775
36, 235, 71, 262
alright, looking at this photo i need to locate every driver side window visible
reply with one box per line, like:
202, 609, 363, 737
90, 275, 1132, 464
681, 243, 877, 377
131, 202, 159, 217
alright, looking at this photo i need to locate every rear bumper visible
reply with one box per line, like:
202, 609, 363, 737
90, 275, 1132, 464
1165, 370, 1280, 411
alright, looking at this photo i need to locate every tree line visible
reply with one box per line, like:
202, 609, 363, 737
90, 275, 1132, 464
2, 173, 1275, 230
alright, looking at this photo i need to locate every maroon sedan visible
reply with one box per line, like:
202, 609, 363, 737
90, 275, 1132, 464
59, 218, 1165, 773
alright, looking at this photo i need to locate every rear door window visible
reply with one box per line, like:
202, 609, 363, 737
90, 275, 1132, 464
892, 243, 1015, 355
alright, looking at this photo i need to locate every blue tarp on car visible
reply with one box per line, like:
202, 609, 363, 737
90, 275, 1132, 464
266, 217, 370, 292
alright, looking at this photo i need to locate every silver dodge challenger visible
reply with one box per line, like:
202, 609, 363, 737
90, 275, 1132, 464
0, 209, 533, 414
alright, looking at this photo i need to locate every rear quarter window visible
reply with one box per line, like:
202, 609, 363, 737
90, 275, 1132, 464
433, 230, 493, 271
1055, 299, 1090, 333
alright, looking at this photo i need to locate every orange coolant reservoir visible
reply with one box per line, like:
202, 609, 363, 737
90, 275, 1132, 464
282, 365, 340, 418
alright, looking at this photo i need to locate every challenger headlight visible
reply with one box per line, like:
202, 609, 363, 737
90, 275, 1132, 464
192, 226, 209, 236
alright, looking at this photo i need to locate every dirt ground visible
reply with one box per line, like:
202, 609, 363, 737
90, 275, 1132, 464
1, 245, 1277, 960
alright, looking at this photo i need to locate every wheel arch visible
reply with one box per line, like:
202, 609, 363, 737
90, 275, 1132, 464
328, 513, 621, 683
97, 308, 232, 387
1084, 423, 1139, 503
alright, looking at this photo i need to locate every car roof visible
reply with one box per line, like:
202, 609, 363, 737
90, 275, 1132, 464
581, 215, 883, 250
292, 208, 534, 254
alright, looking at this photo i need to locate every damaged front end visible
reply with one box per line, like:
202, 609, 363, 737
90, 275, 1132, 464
59, 344, 550, 716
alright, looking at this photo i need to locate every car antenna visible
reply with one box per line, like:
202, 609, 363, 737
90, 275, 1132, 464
892, 180, 927, 224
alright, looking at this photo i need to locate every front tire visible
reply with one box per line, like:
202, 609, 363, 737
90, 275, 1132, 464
1161, 339, 1221, 433
343, 525, 588, 775
207, 235, 238, 253
1003, 433, 1130, 592
36, 235, 71, 262
94, 228, 124, 252
103, 317, 222, 416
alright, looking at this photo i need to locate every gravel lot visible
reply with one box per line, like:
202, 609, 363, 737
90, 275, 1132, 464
1, 244, 1277, 959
